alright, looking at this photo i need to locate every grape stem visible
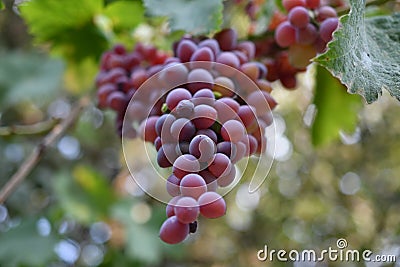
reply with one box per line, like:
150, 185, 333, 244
0, 95, 91, 204
337, 0, 395, 16
0, 118, 60, 136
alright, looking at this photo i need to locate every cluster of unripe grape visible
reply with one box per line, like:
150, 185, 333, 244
275, 0, 339, 68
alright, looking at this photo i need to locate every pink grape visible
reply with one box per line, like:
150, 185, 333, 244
214, 28, 238, 51
275, 21, 296, 47
198, 192, 226, 219
166, 88, 192, 111
166, 174, 181, 197
288, 6, 310, 29
174, 197, 200, 224
159, 216, 189, 244
221, 120, 246, 143
180, 173, 207, 199
320, 17, 339, 42
176, 39, 197, 62
173, 154, 200, 179
192, 104, 217, 129
208, 153, 232, 177
217, 165, 237, 187
282, 0, 306, 11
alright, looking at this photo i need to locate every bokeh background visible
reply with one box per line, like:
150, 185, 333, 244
1, 0, 400, 266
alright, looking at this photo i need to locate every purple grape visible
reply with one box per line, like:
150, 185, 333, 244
208, 153, 232, 177
176, 142, 190, 155
159, 63, 189, 87
97, 83, 116, 108
141, 116, 159, 143
198, 192, 226, 219
221, 120, 246, 143
288, 6, 310, 29
198, 39, 220, 57
192, 88, 215, 106
320, 17, 339, 42
173, 154, 201, 179
159, 216, 189, 244
275, 21, 296, 47
216, 52, 240, 76
157, 144, 178, 168
174, 99, 195, 118
196, 129, 218, 143
199, 170, 218, 191
217, 165, 236, 187
316, 6, 337, 22
166, 196, 181, 217
107, 91, 127, 113
190, 47, 215, 69
166, 174, 181, 197
237, 105, 257, 129
187, 68, 214, 93
246, 91, 277, 115
236, 41, 256, 60
213, 76, 235, 97
166, 88, 192, 111
214, 98, 239, 123
176, 39, 197, 62
231, 141, 246, 163
217, 141, 237, 159
214, 28, 238, 51
295, 23, 318, 45
174, 197, 200, 224
189, 135, 217, 164
154, 136, 162, 151
180, 173, 207, 199
170, 118, 196, 142
192, 104, 218, 129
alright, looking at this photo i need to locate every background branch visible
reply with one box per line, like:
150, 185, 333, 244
0, 118, 60, 136
0, 96, 91, 204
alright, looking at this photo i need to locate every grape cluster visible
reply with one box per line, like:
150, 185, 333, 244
95, 43, 169, 137
136, 29, 277, 244
275, 0, 339, 68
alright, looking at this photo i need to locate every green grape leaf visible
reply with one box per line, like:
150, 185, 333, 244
53, 166, 116, 224
143, 0, 223, 34
103, 0, 144, 29
0, 219, 58, 267
19, 0, 107, 63
0, 1, 4, 10
312, 65, 362, 146
0, 52, 64, 108
315, 0, 400, 103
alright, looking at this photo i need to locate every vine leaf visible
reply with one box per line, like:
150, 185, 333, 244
0, 1, 4, 10
0, 219, 58, 267
19, 0, 107, 63
102, 0, 144, 29
312, 66, 362, 146
0, 52, 64, 107
143, 0, 223, 34
315, 0, 400, 103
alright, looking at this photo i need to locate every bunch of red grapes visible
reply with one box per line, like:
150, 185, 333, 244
94, 28, 276, 244
275, 0, 339, 68
137, 29, 276, 244
95, 43, 169, 137
252, 0, 339, 89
